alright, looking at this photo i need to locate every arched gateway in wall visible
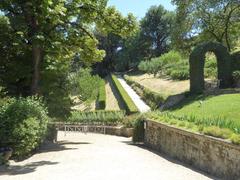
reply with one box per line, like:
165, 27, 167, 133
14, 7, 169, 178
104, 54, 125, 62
189, 42, 232, 93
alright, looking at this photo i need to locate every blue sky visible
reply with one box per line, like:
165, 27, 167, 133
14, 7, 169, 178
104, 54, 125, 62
108, 0, 175, 19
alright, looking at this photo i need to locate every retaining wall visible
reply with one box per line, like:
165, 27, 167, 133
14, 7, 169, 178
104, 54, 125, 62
144, 120, 240, 179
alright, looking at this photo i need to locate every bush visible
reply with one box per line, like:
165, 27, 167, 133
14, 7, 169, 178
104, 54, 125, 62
204, 54, 217, 79
68, 69, 102, 102
0, 97, 49, 159
124, 75, 166, 109
138, 51, 189, 80
111, 74, 138, 114
203, 126, 233, 139
123, 113, 142, 128
45, 123, 58, 142
68, 110, 126, 125
132, 118, 145, 142
231, 134, 240, 145
97, 80, 106, 110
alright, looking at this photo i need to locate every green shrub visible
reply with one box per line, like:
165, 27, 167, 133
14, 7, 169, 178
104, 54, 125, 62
203, 126, 233, 139
169, 68, 189, 80
132, 118, 145, 142
68, 69, 101, 102
138, 51, 189, 80
69, 110, 126, 125
123, 113, 142, 128
204, 55, 217, 78
124, 75, 166, 109
45, 123, 58, 142
231, 134, 240, 145
0, 97, 49, 158
97, 80, 106, 110
111, 74, 138, 114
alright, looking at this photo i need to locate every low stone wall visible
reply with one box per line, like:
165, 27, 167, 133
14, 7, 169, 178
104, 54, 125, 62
105, 126, 133, 137
144, 120, 240, 179
55, 123, 133, 138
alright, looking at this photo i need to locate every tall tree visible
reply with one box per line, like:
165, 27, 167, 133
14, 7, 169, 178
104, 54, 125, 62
0, 0, 136, 95
172, 0, 240, 51
140, 5, 175, 57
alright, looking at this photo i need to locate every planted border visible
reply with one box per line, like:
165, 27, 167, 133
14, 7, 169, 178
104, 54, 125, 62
111, 74, 138, 114
97, 80, 106, 110
124, 75, 167, 110
145, 112, 240, 145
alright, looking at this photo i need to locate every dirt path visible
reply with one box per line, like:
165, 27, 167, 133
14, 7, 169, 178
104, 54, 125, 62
0, 132, 214, 180
105, 76, 124, 110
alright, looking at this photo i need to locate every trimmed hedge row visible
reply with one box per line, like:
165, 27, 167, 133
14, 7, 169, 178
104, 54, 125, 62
111, 74, 138, 114
124, 75, 167, 110
68, 110, 126, 124
97, 80, 106, 110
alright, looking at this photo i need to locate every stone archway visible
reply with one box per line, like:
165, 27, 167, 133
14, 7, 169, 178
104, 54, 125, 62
189, 42, 232, 93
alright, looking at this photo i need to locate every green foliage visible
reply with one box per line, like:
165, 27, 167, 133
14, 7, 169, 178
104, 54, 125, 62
203, 126, 233, 139
45, 123, 58, 143
172, 0, 240, 51
97, 80, 106, 110
138, 50, 189, 80
140, 5, 175, 57
132, 118, 145, 142
0, 97, 49, 158
231, 51, 240, 72
189, 42, 232, 93
204, 54, 218, 79
42, 60, 72, 118
168, 94, 240, 134
69, 69, 102, 103
111, 74, 138, 114
146, 111, 240, 144
122, 113, 142, 128
68, 110, 126, 125
124, 75, 167, 109
230, 134, 240, 145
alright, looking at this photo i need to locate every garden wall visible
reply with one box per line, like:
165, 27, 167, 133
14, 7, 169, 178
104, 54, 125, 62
144, 120, 240, 179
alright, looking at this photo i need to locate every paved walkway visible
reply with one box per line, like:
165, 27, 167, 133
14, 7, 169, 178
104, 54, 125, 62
0, 132, 214, 180
117, 76, 151, 113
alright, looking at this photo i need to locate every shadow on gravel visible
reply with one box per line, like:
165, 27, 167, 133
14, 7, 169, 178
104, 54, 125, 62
121, 140, 217, 180
39, 140, 91, 153
0, 160, 58, 176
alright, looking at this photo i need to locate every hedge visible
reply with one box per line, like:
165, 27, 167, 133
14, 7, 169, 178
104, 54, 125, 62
97, 80, 106, 110
68, 110, 126, 125
189, 42, 232, 93
111, 74, 138, 114
124, 75, 167, 110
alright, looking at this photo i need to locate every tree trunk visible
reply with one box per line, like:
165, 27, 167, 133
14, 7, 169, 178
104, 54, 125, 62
31, 44, 42, 95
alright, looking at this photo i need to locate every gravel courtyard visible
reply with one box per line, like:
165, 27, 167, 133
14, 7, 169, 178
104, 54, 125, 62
0, 132, 214, 180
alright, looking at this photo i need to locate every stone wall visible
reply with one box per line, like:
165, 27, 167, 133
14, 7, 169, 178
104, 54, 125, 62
144, 120, 240, 179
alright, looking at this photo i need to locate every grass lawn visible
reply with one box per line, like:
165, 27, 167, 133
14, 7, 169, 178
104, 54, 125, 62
126, 73, 189, 96
169, 93, 240, 123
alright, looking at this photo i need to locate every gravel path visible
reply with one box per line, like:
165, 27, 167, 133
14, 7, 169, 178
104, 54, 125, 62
0, 132, 214, 180
117, 76, 151, 113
